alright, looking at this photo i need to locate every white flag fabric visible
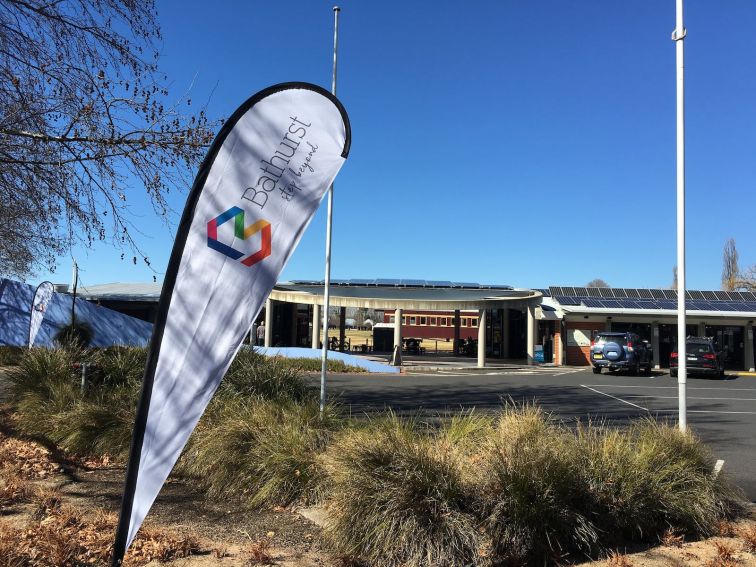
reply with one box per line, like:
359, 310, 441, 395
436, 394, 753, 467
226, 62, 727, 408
113, 83, 350, 563
28, 281, 54, 348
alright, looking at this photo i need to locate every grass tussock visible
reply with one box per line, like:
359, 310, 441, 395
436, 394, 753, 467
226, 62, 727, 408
325, 407, 745, 567
575, 418, 744, 543
181, 398, 341, 508
325, 413, 482, 567
473, 405, 599, 564
219, 349, 319, 403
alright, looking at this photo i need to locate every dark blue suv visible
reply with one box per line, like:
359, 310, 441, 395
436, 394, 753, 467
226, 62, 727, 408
590, 332, 653, 375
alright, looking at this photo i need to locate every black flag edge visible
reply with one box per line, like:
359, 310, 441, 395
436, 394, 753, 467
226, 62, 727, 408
111, 82, 350, 566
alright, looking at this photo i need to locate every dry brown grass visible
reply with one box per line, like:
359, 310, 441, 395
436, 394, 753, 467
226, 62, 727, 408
738, 523, 756, 553
716, 519, 737, 538
246, 539, 274, 565
605, 549, 634, 566
0, 495, 202, 566
704, 540, 740, 567
660, 527, 685, 547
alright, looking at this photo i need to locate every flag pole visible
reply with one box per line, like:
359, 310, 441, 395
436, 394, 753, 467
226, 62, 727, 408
320, 5, 340, 415
673, 0, 688, 431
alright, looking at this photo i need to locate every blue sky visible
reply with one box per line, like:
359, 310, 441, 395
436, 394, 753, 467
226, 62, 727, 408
35, 0, 756, 291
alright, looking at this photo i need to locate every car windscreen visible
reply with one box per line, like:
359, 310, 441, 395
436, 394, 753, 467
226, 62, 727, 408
595, 335, 627, 346
686, 343, 713, 354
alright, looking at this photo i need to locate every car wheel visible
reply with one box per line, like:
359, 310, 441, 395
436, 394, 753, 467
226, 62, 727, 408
670, 369, 677, 378
592, 366, 601, 374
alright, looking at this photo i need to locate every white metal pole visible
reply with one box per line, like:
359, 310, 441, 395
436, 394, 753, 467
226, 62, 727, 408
320, 6, 340, 415
673, 0, 687, 431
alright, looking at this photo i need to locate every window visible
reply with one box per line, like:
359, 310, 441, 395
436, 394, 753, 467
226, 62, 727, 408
472, 318, 478, 327
389, 316, 395, 323
402, 316, 407, 325
420, 317, 427, 325
430, 317, 437, 325
410, 316, 416, 325
462, 317, 469, 327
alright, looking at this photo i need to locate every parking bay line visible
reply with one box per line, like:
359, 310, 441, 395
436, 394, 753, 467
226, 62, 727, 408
580, 385, 649, 412
586, 384, 756, 392
581, 385, 756, 415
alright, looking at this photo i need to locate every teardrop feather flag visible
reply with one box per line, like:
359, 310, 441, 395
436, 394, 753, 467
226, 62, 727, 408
112, 82, 350, 565
28, 281, 54, 348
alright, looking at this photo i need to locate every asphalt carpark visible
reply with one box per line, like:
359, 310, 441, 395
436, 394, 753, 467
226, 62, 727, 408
322, 366, 756, 501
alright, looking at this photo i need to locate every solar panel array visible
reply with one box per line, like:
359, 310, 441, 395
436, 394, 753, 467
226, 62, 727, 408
289, 279, 513, 290
548, 286, 756, 312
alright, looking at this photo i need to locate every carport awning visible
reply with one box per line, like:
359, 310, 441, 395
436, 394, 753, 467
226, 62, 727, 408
561, 306, 756, 319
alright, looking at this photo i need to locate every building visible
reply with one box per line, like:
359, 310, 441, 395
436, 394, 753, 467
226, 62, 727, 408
75, 280, 756, 372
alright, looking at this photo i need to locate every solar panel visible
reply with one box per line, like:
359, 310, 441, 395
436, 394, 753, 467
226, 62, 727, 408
650, 289, 666, 299
554, 296, 581, 306
637, 289, 653, 299
601, 299, 622, 308
349, 278, 375, 286
625, 289, 641, 299
582, 298, 604, 308
586, 287, 603, 297
426, 280, 453, 288
453, 282, 480, 288
658, 299, 678, 309
702, 291, 718, 301
713, 291, 730, 301
745, 293, 756, 301
536, 288, 551, 297
663, 289, 678, 299
375, 279, 400, 286
599, 288, 614, 298
616, 299, 641, 309
687, 290, 705, 300
400, 279, 426, 287
549, 286, 565, 296
637, 300, 660, 309
330, 279, 350, 285
572, 287, 588, 297
614, 289, 629, 299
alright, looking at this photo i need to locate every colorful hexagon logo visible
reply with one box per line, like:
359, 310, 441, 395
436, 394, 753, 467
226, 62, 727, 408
207, 206, 271, 267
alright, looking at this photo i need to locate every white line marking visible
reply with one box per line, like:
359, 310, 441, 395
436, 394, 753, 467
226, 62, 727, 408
580, 385, 649, 411
586, 384, 756, 392
620, 395, 756, 402
653, 409, 756, 415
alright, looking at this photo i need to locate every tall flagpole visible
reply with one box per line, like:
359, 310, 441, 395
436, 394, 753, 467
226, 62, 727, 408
673, 0, 688, 431
320, 5, 340, 415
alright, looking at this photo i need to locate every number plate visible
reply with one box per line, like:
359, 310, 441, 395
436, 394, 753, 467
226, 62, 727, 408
687, 357, 696, 361
594, 353, 603, 359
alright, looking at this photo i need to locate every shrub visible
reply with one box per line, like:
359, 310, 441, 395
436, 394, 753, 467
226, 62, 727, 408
325, 413, 482, 567
53, 320, 94, 348
219, 349, 318, 403
0, 346, 24, 366
181, 398, 341, 508
472, 406, 599, 564
574, 418, 744, 543
96, 346, 147, 387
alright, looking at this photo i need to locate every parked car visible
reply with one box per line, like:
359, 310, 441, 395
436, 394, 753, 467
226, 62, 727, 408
670, 337, 725, 378
590, 331, 653, 375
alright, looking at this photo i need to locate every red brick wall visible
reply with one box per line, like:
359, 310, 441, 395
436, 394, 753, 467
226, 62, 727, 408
565, 321, 601, 366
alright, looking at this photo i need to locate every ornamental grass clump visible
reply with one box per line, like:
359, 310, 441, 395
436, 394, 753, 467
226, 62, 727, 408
472, 405, 599, 565
218, 349, 319, 403
325, 413, 483, 567
181, 398, 340, 508
575, 418, 744, 543
9, 347, 141, 459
